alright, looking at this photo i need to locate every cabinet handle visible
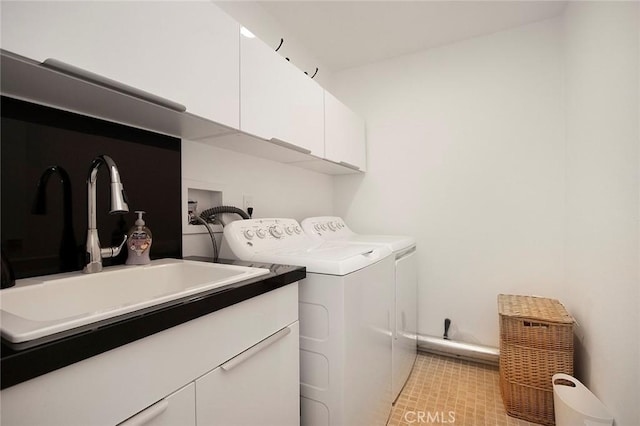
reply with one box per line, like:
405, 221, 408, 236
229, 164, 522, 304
338, 161, 361, 171
221, 327, 291, 372
269, 138, 312, 155
118, 399, 169, 426
41, 58, 187, 112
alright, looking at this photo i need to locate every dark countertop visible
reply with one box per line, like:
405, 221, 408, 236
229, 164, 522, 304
0, 258, 305, 390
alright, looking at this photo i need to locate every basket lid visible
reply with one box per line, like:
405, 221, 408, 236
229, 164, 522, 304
498, 294, 574, 324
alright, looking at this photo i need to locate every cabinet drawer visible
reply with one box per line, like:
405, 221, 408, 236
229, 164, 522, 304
196, 322, 300, 426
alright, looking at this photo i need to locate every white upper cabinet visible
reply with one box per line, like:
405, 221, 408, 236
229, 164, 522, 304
240, 33, 325, 157
0, 1, 240, 128
1, 2, 366, 174
324, 90, 367, 171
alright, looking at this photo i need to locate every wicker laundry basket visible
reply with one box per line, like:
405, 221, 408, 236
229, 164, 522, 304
498, 294, 574, 426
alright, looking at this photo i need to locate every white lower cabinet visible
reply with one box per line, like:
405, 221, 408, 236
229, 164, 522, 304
120, 322, 300, 426
0, 284, 299, 426
196, 322, 300, 426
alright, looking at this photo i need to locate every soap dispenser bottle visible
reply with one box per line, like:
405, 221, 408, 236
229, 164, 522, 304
126, 211, 152, 265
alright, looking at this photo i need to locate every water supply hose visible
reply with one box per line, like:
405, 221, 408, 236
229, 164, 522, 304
190, 215, 219, 261
192, 206, 249, 261
199, 205, 250, 224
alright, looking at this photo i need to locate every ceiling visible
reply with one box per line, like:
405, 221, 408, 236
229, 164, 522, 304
260, 1, 568, 72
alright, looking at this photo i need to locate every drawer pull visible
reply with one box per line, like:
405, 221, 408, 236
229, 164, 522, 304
118, 399, 169, 426
221, 327, 291, 371
269, 138, 312, 155
41, 58, 187, 112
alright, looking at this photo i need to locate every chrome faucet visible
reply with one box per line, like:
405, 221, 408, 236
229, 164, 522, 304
84, 155, 129, 273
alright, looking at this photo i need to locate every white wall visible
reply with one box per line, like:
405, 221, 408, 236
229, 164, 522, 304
330, 18, 566, 346
563, 2, 639, 424
182, 140, 333, 257
330, 4, 639, 423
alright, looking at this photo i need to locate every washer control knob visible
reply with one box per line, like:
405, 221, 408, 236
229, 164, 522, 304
328, 221, 337, 231
256, 228, 267, 239
294, 225, 302, 234
314, 224, 321, 231
320, 223, 328, 231
270, 225, 284, 239
243, 229, 255, 240
285, 225, 294, 235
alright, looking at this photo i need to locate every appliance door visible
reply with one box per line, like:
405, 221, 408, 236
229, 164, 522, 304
392, 247, 418, 401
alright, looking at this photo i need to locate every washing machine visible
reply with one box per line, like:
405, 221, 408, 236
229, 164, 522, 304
221, 218, 394, 426
301, 216, 417, 402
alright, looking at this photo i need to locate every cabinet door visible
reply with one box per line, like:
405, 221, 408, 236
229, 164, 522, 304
240, 34, 324, 157
0, 2, 239, 128
118, 383, 195, 426
324, 91, 367, 171
196, 322, 299, 426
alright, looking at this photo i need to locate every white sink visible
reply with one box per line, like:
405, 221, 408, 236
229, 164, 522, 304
0, 259, 269, 343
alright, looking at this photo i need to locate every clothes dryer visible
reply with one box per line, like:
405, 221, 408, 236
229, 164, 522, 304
301, 216, 417, 402
221, 218, 394, 426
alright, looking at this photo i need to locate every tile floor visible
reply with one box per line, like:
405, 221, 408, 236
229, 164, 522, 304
388, 352, 540, 426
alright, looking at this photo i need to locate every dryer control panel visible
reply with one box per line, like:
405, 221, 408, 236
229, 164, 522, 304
300, 216, 353, 240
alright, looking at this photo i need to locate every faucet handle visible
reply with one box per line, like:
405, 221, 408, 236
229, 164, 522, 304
100, 234, 128, 259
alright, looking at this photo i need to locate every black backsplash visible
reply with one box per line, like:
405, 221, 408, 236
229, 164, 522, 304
1, 96, 182, 279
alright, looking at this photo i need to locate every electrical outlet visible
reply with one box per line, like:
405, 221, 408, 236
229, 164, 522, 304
243, 195, 253, 211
